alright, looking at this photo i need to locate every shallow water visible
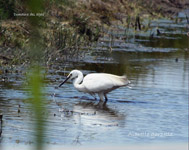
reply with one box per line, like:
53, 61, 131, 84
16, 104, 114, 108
0, 11, 188, 147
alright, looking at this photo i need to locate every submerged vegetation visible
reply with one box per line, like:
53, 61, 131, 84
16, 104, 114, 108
0, 0, 188, 66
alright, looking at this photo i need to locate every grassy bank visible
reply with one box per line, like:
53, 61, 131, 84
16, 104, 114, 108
0, 0, 188, 66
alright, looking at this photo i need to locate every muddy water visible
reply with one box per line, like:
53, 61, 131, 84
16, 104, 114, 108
0, 11, 188, 146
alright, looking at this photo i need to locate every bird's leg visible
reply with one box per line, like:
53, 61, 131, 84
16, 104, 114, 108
104, 94, 108, 104
98, 93, 104, 102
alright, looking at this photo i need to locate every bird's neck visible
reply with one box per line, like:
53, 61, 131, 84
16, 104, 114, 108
73, 72, 84, 90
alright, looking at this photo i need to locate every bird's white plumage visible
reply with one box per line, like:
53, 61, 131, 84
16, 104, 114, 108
59, 70, 130, 103
82, 73, 129, 93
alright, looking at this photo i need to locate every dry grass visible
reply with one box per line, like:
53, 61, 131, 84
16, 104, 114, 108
0, 0, 188, 65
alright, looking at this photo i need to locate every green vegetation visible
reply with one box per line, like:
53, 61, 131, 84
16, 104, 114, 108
27, 66, 46, 150
25, 1, 46, 150
0, 0, 15, 19
0, 0, 188, 66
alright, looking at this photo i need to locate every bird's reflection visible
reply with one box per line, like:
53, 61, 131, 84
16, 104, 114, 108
71, 100, 126, 127
77, 100, 117, 115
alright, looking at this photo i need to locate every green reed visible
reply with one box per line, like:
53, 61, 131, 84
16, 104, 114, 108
27, 66, 46, 150
26, 0, 46, 150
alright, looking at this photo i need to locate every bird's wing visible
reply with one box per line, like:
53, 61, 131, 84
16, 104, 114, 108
82, 73, 130, 93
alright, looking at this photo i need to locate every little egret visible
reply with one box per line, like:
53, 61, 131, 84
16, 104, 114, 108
59, 70, 130, 104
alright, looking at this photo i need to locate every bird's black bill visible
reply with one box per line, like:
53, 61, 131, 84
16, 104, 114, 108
59, 75, 71, 87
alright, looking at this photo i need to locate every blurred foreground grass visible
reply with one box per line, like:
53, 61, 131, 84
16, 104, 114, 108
27, 66, 46, 150
26, 0, 46, 150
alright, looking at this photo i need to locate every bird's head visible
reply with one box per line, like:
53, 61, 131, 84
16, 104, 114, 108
59, 70, 82, 87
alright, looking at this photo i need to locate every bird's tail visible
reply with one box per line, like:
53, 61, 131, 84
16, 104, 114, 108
120, 75, 131, 86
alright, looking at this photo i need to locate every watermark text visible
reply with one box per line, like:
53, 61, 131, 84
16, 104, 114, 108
14, 12, 45, 17
128, 131, 174, 138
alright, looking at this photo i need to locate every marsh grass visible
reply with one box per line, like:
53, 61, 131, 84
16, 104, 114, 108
0, 0, 15, 19
1, 0, 186, 66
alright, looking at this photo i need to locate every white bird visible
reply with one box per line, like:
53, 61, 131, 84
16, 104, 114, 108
59, 70, 130, 104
